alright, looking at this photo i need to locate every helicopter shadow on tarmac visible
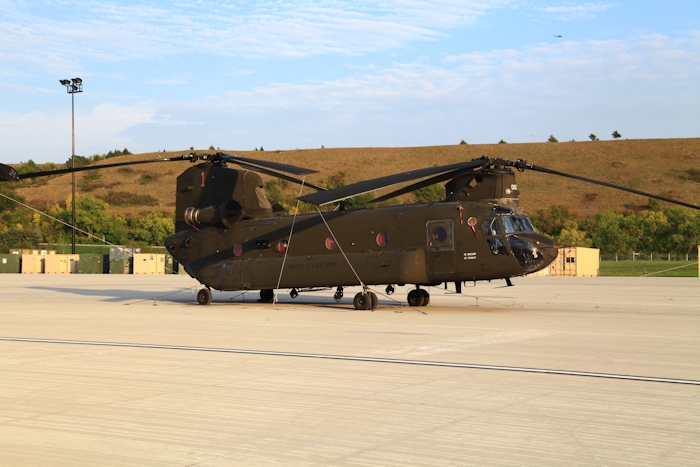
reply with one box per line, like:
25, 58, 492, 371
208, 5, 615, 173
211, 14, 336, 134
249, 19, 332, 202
27, 286, 197, 304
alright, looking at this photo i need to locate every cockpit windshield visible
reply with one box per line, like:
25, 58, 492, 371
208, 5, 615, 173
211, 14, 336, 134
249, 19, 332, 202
502, 216, 536, 233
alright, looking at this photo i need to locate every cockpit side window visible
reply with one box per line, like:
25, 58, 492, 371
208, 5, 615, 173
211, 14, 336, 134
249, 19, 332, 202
482, 218, 502, 237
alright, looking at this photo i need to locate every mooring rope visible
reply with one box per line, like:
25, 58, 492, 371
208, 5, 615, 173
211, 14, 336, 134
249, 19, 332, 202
643, 261, 699, 276
273, 178, 306, 306
315, 205, 366, 290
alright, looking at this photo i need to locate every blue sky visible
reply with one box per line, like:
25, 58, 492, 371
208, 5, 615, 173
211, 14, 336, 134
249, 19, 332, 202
1, 1, 699, 163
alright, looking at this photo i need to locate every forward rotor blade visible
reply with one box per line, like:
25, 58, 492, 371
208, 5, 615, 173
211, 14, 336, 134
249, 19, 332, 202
299, 158, 489, 206
527, 164, 700, 211
370, 167, 472, 203
0, 164, 19, 182
236, 162, 326, 192
219, 154, 317, 175
2, 156, 191, 182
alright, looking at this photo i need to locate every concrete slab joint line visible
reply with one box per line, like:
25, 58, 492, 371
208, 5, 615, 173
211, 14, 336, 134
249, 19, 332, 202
1, 337, 698, 386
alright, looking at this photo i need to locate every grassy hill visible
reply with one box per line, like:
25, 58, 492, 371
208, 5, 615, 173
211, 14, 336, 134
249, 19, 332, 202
12, 138, 700, 217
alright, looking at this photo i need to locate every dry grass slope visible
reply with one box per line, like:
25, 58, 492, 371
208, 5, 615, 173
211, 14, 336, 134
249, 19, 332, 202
14, 138, 700, 217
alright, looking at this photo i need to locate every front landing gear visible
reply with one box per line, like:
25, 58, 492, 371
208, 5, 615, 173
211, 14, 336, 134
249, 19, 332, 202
353, 291, 378, 310
197, 288, 212, 306
259, 289, 274, 303
407, 288, 429, 307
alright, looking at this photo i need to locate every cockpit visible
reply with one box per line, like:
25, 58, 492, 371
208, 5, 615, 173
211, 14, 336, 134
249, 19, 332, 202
481, 208, 548, 272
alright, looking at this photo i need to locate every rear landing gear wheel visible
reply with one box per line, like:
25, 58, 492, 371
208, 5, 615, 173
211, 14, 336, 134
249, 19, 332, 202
259, 289, 274, 303
197, 288, 212, 306
353, 292, 371, 310
407, 289, 425, 307
334, 287, 344, 302
369, 292, 378, 310
418, 289, 430, 306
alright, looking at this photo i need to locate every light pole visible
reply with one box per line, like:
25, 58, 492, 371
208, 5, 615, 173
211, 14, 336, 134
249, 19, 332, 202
60, 78, 82, 254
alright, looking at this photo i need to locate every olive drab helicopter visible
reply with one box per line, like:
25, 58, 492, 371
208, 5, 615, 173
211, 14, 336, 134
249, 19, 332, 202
1, 152, 698, 309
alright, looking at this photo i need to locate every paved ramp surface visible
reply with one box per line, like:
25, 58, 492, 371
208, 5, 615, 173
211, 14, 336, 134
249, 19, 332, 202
1, 275, 699, 466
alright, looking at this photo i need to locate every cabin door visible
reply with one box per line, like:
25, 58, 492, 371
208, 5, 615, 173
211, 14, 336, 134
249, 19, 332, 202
426, 219, 456, 274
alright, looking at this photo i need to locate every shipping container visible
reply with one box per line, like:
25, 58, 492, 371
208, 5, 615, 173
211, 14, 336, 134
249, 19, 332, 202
0, 254, 21, 273
68, 254, 80, 273
78, 254, 104, 274
133, 254, 166, 275
551, 246, 600, 276
44, 254, 71, 274
109, 259, 131, 274
21, 254, 44, 274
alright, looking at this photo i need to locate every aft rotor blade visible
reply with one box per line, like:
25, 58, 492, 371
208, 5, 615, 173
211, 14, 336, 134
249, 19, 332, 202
2, 156, 191, 181
236, 162, 326, 192
370, 167, 472, 203
527, 164, 700, 211
219, 153, 317, 175
299, 157, 489, 206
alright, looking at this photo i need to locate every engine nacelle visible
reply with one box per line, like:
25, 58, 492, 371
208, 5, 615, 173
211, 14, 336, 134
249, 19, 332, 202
184, 200, 243, 229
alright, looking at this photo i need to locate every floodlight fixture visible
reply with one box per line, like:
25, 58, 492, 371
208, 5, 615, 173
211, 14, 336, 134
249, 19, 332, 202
61, 77, 83, 94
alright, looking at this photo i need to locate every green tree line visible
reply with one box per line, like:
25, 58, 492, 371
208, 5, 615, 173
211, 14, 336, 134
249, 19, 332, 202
530, 204, 700, 255
0, 187, 173, 252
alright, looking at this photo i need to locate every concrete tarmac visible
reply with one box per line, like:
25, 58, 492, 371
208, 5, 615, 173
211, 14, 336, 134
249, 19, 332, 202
0, 275, 699, 466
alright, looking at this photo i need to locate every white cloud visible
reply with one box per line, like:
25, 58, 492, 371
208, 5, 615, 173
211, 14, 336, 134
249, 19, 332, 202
2, 31, 698, 162
0, 0, 511, 65
148, 79, 187, 86
0, 102, 156, 163
535, 2, 613, 20
124, 32, 700, 147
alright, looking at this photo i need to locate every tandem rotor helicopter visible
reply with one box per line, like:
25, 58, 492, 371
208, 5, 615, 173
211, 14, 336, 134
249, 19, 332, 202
1, 152, 698, 309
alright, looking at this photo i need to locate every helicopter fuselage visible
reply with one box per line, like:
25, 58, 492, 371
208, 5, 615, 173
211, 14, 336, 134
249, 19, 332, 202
166, 201, 558, 292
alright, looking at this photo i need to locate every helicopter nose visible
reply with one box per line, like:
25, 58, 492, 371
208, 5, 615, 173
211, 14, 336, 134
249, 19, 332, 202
532, 236, 559, 262
507, 233, 558, 272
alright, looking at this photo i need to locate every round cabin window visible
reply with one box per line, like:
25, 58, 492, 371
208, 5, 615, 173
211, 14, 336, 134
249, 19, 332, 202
325, 236, 337, 251
277, 239, 288, 254
376, 232, 388, 247
431, 226, 448, 244
233, 243, 244, 257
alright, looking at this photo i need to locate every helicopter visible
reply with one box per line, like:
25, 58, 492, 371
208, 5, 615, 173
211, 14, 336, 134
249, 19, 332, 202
1, 152, 699, 309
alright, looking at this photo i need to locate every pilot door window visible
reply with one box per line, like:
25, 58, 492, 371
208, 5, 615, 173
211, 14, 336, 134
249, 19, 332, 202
482, 217, 508, 256
427, 220, 454, 251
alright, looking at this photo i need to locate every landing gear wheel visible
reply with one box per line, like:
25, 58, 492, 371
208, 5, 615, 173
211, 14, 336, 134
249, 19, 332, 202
197, 288, 212, 306
334, 287, 344, 302
369, 292, 378, 310
290, 288, 299, 299
418, 289, 430, 306
407, 289, 425, 307
259, 289, 274, 303
353, 292, 371, 310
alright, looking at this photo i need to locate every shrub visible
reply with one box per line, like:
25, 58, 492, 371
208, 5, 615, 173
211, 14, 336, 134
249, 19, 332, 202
78, 171, 103, 192
0, 227, 42, 249
498, 139, 507, 144
414, 184, 445, 203
459, 139, 467, 145
138, 171, 161, 184
547, 135, 558, 143
99, 191, 158, 207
